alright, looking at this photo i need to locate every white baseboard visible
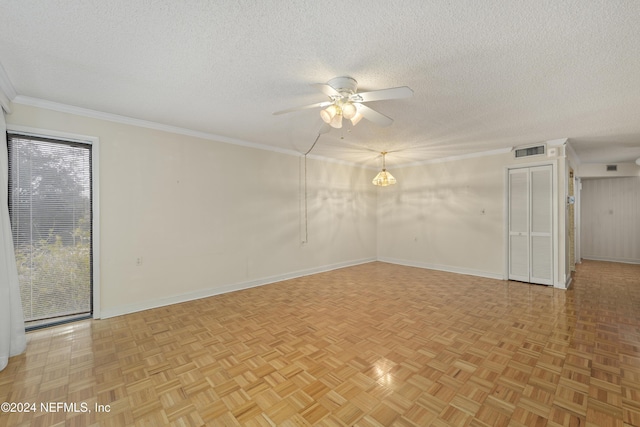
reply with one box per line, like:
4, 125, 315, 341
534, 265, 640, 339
99, 257, 376, 319
581, 256, 640, 265
377, 257, 504, 281
564, 275, 573, 289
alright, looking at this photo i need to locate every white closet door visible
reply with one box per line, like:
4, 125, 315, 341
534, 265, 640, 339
509, 169, 530, 282
508, 165, 553, 285
530, 166, 553, 284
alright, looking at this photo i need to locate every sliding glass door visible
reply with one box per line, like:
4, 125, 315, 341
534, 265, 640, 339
7, 133, 93, 329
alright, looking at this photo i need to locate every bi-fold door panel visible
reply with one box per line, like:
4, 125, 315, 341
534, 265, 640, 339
508, 168, 530, 282
530, 166, 553, 284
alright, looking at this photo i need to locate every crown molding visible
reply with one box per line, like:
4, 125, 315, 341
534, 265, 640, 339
398, 146, 514, 168
0, 62, 15, 113
0, 90, 10, 114
13, 95, 306, 155
565, 140, 581, 166
11, 95, 367, 169
395, 137, 571, 168
546, 138, 569, 147
0, 62, 17, 99
10, 95, 551, 172
306, 153, 378, 170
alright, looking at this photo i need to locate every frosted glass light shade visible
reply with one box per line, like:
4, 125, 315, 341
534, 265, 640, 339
372, 169, 397, 186
329, 113, 343, 128
350, 112, 363, 126
320, 105, 338, 123
342, 102, 357, 119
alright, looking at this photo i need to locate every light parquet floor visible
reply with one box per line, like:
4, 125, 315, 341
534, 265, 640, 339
1, 260, 640, 427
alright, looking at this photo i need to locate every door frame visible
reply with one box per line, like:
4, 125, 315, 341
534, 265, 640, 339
7, 124, 101, 319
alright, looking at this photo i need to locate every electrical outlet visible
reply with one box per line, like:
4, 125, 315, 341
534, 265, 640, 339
136, 257, 143, 266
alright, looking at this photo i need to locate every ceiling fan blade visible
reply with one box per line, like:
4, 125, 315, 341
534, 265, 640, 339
273, 101, 332, 115
352, 86, 413, 103
311, 83, 341, 97
357, 104, 394, 127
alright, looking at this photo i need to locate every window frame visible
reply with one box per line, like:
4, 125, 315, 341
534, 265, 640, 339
7, 124, 101, 320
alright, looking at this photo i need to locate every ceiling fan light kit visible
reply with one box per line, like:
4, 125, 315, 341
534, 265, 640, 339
274, 76, 413, 128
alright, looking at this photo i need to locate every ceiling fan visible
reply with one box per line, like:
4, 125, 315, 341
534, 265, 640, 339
273, 76, 413, 129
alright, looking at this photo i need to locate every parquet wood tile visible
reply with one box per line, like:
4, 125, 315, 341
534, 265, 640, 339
1, 260, 640, 426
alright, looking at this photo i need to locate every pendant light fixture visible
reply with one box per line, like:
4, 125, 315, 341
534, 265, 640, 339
372, 152, 397, 186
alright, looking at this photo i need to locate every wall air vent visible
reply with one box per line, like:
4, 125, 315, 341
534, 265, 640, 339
514, 145, 545, 158
606, 164, 618, 172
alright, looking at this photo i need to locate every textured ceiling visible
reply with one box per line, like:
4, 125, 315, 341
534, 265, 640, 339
1, 1, 640, 168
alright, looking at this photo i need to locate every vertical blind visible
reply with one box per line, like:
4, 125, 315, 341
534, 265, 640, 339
7, 133, 92, 324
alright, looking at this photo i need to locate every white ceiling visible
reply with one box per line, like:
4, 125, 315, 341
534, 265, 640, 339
1, 1, 640, 169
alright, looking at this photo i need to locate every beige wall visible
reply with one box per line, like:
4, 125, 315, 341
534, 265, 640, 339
5, 101, 576, 318
6, 103, 377, 317
377, 153, 507, 278
377, 148, 570, 287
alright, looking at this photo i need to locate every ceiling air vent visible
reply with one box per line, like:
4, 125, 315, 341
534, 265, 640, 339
606, 164, 617, 172
514, 145, 545, 158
